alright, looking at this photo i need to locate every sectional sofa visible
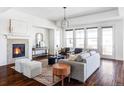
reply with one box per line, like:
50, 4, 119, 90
59, 51, 100, 83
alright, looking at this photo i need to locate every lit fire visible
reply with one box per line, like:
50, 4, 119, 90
14, 48, 21, 55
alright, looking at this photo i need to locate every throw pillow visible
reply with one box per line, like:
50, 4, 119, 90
68, 54, 79, 61
90, 50, 96, 55
61, 48, 65, 53
76, 54, 83, 62
81, 52, 90, 59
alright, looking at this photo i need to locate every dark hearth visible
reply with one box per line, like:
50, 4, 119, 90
13, 44, 25, 58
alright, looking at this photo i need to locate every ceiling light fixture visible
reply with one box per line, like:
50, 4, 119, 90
61, 7, 69, 29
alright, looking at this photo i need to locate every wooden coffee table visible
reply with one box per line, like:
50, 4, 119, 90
52, 63, 71, 86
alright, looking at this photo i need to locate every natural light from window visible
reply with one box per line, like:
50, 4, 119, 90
65, 30, 73, 47
102, 27, 113, 55
87, 28, 98, 49
75, 29, 84, 48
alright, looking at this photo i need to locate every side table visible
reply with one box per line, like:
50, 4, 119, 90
52, 63, 71, 86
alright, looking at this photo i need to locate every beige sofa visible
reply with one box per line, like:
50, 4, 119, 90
59, 53, 100, 83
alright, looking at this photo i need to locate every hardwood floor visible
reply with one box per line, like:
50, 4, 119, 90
0, 58, 124, 86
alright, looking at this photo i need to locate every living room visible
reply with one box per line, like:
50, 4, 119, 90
0, 7, 124, 86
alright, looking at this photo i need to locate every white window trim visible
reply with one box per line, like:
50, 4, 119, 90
64, 25, 115, 59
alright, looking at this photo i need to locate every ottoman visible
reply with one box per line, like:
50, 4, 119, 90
48, 55, 65, 65
23, 61, 42, 78
15, 58, 31, 73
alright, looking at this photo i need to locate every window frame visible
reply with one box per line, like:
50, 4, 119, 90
75, 28, 85, 48
86, 27, 98, 49
101, 26, 114, 57
64, 29, 74, 48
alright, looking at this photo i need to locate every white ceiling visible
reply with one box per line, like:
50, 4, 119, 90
0, 7, 118, 21
0, 7, 10, 13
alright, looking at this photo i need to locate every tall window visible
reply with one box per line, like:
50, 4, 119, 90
75, 28, 85, 48
54, 30, 60, 48
86, 28, 98, 49
65, 29, 73, 47
102, 27, 113, 55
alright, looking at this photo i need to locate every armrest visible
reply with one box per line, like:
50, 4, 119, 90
59, 59, 87, 82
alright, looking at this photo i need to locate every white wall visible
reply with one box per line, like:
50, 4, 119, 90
0, 9, 57, 66
31, 26, 49, 48
0, 35, 7, 66
118, 7, 124, 61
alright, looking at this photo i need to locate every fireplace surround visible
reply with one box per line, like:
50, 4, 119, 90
7, 39, 29, 64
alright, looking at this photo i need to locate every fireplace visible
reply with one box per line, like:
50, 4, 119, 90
13, 44, 25, 58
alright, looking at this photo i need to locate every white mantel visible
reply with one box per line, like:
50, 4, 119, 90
5, 32, 32, 65
5, 33, 30, 40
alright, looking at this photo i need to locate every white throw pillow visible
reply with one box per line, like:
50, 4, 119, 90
90, 50, 96, 55
76, 54, 83, 62
68, 54, 79, 61
81, 52, 90, 59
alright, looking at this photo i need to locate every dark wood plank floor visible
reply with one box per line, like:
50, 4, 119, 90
0, 58, 124, 86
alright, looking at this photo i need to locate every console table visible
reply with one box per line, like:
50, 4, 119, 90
32, 48, 48, 58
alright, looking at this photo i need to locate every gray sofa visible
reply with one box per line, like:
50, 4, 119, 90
59, 53, 100, 83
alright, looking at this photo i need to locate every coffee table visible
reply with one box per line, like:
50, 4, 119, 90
52, 63, 71, 86
48, 55, 64, 65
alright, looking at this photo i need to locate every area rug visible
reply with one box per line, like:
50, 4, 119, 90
33, 65, 61, 86
11, 59, 61, 86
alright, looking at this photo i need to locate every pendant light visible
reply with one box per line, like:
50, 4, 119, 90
61, 7, 69, 29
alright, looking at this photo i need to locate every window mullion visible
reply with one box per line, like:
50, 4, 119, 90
73, 29, 75, 48
84, 28, 87, 49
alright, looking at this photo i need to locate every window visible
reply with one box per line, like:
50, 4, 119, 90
86, 28, 98, 49
75, 28, 85, 48
102, 27, 113, 55
65, 29, 73, 47
54, 30, 60, 48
